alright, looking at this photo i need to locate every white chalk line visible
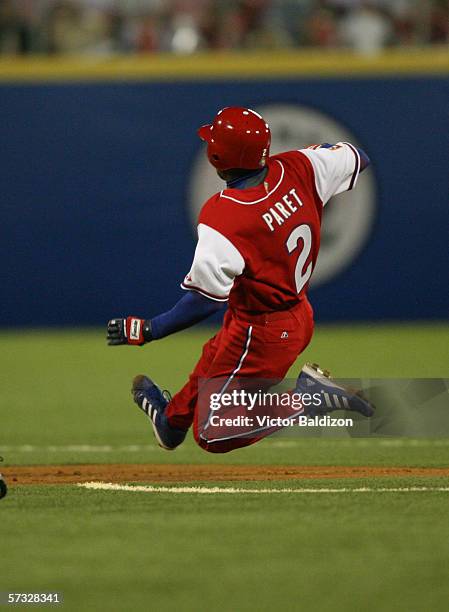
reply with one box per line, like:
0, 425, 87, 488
4, 439, 449, 453
78, 482, 449, 495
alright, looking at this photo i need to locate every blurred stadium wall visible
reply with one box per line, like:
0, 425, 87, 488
0, 50, 448, 326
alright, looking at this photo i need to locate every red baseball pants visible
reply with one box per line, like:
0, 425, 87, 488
166, 298, 314, 453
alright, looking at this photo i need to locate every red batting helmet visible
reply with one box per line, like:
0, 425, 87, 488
198, 107, 271, 171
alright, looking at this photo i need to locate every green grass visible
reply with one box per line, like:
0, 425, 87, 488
2, 482, 449, 612
3, 437, 449, 468
1, 324, 449, 611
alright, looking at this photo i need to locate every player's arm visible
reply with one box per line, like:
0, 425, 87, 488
301, 142, 370, 205
107, 223, 244, 346
107, 291, 223, 346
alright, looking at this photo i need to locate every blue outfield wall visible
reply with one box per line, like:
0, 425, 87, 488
1, 75, 448, 326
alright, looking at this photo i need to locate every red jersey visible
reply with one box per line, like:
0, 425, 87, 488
182, 143, 360, 314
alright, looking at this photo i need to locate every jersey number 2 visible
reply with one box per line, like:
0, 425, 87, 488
286, 225, 312, 294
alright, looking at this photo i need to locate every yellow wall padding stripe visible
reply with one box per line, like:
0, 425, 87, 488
0, 49, 447, 83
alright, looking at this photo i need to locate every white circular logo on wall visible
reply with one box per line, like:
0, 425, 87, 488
188, 104, 376, 287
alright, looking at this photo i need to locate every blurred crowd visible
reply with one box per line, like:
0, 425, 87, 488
0, 0, 448, 57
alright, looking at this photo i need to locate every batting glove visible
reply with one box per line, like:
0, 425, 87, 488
107, 317, 152, 346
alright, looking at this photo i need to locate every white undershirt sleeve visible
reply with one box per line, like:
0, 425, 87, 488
181, 223, 245, 302
300, 142, 361, 205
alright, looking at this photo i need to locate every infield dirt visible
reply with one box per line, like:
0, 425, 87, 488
5, 464, 449, 485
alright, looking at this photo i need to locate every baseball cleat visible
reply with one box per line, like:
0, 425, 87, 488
131, 375, 187, 450
296, 363, 375, 417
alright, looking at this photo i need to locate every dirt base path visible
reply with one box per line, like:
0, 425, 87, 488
4, 464, 449, 485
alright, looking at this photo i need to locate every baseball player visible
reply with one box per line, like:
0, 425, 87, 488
107, 106, 373, 453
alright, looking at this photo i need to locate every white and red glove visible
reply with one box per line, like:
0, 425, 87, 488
107, 317, 152, 346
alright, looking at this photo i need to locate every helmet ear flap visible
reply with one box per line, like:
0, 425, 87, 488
207, 142, 222, 167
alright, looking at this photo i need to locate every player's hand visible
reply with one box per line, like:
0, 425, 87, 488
107, 317, 151, 346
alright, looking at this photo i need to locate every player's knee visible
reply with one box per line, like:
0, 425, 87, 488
194, 431, 233, 454
201, 443, 232, 454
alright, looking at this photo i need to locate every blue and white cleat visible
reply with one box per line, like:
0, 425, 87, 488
131, 375, 187, 450
296, 363, 375, 417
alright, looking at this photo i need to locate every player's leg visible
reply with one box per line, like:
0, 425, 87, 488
131, 302, 304, 453
194, 301, 315, 453
164, 328, 222, 430
131, 317, 227, 450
